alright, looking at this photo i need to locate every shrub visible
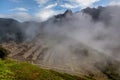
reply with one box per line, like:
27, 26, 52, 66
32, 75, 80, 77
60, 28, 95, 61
0, 46, 8, 59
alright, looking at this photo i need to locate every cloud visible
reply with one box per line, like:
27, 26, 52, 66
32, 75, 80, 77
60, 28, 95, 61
11, 12, 33, 21
109, 0, 120, 6
45, 3, 57, 9
10, 7, 28, 12
35, 8, 59, 21
34, 0, 48, 4
1, 0, 101, 22
0, 12, 39, 22
7, 8, 60, 22
60, 3, 79, 9
70, 0, 100, 8
0, 3, 59, 22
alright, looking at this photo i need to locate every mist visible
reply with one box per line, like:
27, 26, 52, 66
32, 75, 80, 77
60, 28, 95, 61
33, 5, 120, 75
1, 5, 120, 77
41, 6, 120, 61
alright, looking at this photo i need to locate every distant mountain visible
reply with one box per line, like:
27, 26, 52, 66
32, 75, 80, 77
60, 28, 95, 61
0, 6, 115, 43
0, 18, 24, 43
55, 9, 73, 19
82, 6, 105, 20
0, 18, 43, 43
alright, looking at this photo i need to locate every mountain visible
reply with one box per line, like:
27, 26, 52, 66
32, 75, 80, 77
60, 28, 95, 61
82, 6, 105, 20
0, 7, 107, 43
55, 9, 73, 19
0, 6, 120, 80
0, 18, 24, 43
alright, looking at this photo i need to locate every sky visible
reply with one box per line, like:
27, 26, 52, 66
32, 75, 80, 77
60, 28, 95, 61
0, 0, 120, 22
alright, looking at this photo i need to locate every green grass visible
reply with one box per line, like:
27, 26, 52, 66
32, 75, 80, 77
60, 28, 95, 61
0, 59, 95, 80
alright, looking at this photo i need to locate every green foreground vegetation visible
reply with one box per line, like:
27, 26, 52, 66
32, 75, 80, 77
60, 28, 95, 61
0, 59, 95, 80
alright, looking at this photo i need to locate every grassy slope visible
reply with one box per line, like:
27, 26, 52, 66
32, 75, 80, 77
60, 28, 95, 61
0, 59, 95, 80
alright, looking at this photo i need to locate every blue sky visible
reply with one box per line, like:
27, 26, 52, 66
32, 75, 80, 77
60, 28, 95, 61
0, 0, 120, 21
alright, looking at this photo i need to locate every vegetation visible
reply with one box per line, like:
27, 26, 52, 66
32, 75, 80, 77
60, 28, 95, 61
0, 46, 8, 59
0, 59, 96, 80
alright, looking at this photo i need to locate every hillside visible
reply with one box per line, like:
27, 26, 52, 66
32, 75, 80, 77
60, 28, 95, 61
0, 47, 119, 80
0, 59, 96, 80
1, 35, 120, 80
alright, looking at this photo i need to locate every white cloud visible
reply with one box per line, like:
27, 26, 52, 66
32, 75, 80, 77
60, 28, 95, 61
10, 7, 28, 12
34, 0, 48, 4
35, 8, 60, 21
12, 12, 33, 21
109, 0, 120, 6
0, 12, 39, 22
45, 3, 57, 9
70, 0, 100, 7
0, 9, 59, 22
34, 0, 61, 22
60, 3, 79, 9
35, 9, 55, 21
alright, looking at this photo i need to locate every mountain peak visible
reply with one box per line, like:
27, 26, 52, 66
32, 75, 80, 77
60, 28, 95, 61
64, 9, 72, 15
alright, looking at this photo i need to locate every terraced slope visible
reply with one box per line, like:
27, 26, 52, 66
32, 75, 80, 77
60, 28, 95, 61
1, 34, 112, 80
